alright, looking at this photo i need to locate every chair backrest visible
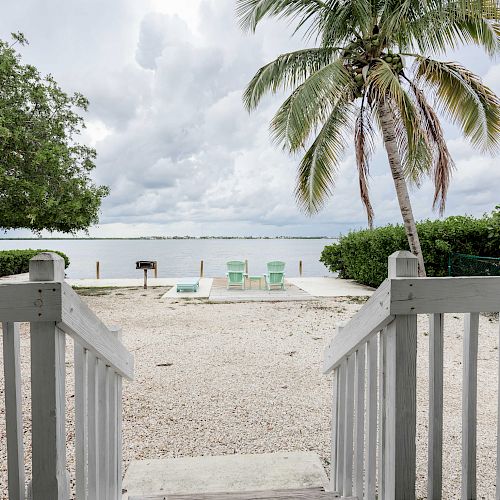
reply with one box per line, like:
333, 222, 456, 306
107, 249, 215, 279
227, 261, 245, 272
267, 261, 285, 273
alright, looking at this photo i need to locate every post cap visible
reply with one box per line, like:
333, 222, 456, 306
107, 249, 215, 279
29, 252, 65, 282
388, 250, 418, 278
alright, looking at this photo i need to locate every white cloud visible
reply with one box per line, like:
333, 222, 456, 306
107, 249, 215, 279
1, 0, 498, 238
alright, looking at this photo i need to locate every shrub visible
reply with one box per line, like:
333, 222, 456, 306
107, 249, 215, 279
0, 250, 70, 277
321, 215, 500, 288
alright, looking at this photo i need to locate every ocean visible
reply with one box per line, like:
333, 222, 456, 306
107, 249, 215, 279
0, 239, 337, 279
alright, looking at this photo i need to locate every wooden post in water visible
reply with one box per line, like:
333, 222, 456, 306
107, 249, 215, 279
200, 260, 204, 278
154, 262, 158, 279
96, 261, 100, 280
299, 260, 303, 277
143, 269, 148, 290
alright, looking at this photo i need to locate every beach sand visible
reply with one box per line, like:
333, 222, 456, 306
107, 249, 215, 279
0, 287, 498, 499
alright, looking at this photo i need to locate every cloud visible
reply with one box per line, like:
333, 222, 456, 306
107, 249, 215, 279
1, 0, 498, 238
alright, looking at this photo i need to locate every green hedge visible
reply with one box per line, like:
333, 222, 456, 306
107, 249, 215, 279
0, 250, 70, 277
321, 215, 500, 288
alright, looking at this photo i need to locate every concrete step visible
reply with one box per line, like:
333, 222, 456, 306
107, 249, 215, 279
123, 452, 330, 499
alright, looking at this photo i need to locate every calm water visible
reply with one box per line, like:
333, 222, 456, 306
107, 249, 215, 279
0, 239, 337, 279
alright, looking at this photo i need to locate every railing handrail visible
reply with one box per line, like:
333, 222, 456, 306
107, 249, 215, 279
323, 278, 392, 374
0, 280, 134, 379
61, 282, 134, 380
324, 274, 500, 373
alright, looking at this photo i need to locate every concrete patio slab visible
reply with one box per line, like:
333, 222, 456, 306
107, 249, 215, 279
208, 279, 314, 302
286, 277, 373, 297
161, 278, 214, 299
122, 452, 329, 499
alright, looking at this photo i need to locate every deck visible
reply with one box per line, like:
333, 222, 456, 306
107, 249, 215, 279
129, 488, 337, 499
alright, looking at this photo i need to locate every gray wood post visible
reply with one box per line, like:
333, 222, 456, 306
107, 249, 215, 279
462, 312, 479, 499
428, 313, 444, 499
29, 253, 69, 500
385, 251, 418, 499
3, 321, 26, 499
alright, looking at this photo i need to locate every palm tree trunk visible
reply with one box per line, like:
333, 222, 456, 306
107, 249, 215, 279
378, 100, 426, 276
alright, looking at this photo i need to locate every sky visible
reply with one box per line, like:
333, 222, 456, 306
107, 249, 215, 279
1, 0, 499, 238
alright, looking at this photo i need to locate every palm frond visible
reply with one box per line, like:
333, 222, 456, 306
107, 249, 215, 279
354, 97, 375, 227
415, 57, 500, 153
243, 48, 339, 111
368, 60, 429, 167
320, 0, 373, 45
270, 59, 355, 152
368, 61, 433, 183
406, 79, 455, 213
379, 0, 500, 55
236, 0, 328, 34
410, 6, 499, 55
386, 99, 433, 185
295, 100, 355, 214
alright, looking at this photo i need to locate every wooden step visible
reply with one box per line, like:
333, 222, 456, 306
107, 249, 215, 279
129, 487, 338, 499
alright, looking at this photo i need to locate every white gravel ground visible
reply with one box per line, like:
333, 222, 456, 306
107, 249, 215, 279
0, 287, 499, 499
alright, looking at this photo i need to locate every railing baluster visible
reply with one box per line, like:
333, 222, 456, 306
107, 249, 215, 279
336, 359, 347, 492
353, 345, 365, 499
75, 344, 88, 500
378, 329, 387, 500
429, 313, 444, 500
87, 353, 99, 499
97, 359, 110, 498
331, 367, 339, 492
116, 374, 123, 498
109, 325, 123, 499
365, 336, 377, 500
497, 317, 500, 500
29, 254, 69, 500
462, 312, 479, 499
3, 322, 25, 500
343, 355, 355, 496
108, 367, 118, 499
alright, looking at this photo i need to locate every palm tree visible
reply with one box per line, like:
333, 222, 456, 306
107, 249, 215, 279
237, 0, 500, 276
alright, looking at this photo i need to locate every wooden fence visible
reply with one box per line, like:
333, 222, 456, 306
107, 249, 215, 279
324, 250, 500, 499
1, 252, 134, 499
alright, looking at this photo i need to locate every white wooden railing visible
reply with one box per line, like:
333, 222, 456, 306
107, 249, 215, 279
324, 250, 500, 500
1, 252, 134, 500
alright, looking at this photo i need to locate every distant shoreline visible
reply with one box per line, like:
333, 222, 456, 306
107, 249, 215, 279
0, 236, 337, 241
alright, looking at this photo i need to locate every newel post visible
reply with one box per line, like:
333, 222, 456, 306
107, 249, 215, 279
29, 253, 69, 499
385, 251, 418, 499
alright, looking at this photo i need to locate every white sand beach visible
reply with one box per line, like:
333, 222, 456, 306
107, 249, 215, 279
0, 287, 498, 499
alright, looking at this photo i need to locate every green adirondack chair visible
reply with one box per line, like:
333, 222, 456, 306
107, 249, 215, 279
264, 261, 286, 290
226, 260, 246, 290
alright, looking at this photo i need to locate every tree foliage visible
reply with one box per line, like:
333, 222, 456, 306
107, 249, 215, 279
237, 0, 500, 223
0, 34, 109, 233
0, 249, 69, 277
321, 212, 500, 287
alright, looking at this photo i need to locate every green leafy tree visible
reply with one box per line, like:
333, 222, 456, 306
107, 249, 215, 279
0, 33, 109, 234
237, 0, 500, 275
